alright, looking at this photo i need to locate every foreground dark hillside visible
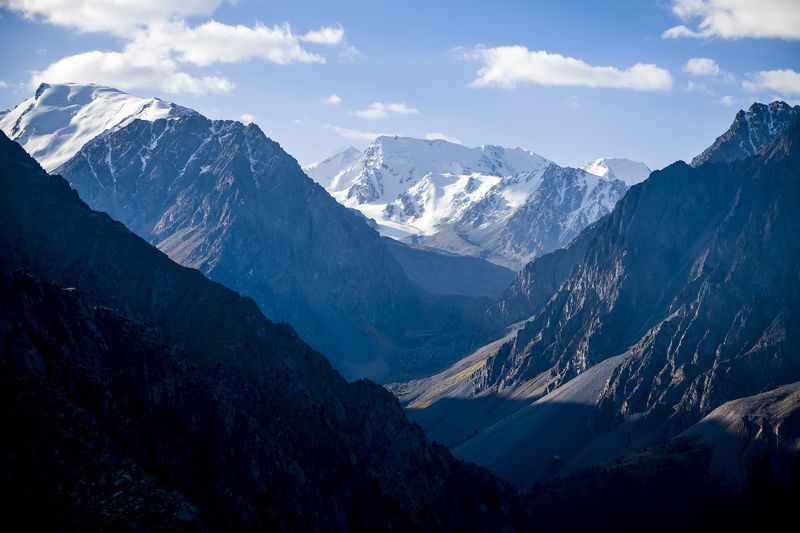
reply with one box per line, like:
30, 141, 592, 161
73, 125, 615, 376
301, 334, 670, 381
0, 132, 526, 531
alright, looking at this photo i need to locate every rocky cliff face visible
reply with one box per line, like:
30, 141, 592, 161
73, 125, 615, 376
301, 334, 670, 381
0, 131, 527, 531
397, 111, 800, 488
485, 121, 800, 422
55, 114, 480, 381
485, 221, 601, 327
691, 101, 800, 167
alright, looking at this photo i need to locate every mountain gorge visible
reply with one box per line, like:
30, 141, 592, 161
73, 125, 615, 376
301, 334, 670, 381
395, 103, 800, 489
2, 77, 799, 529
0, 132, 529, 531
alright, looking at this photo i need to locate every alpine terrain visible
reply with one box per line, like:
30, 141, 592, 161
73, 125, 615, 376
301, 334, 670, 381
393, 103, 800, 493
4, 84, 492, 382
0, 130, 530, 531
307, 136, 645, 269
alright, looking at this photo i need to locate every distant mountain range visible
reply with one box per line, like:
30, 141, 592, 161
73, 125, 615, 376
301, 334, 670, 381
1, 83, 498, 382
2, 78, 799, 529
0, 131, 528, 530
393, 101, 800, 491
304, 137, 650, 269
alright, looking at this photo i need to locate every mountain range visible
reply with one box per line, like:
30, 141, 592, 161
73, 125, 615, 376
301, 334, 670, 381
393, 100, 800, 490
305, 137, 649, 269
0, 131, 530, 530
2, 77, 799, 529
1, 83, 500, 382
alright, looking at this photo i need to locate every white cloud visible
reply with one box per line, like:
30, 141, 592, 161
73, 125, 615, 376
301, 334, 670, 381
719, 95, 735, 105
743, 69, 800, 96
329, 125, 397, 142
32, 51, 232, 94
141, 20, 328, 67
351, 101, 419, 120
663, 0, 800, 40
300, 26, 344, 45
0, 80, 8, 88
468, 46, 672, 91
424, 132, 462, 144
339, 45, 362, 62
684, 57, 720, 76
240, 113, 255, 124
31, 46, 235, 95
5, 1, 347, 95
325, 94, 342, 106
0, 0, 224, 36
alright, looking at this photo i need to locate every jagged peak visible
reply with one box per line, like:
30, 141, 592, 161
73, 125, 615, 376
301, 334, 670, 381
691, 100, 800, 167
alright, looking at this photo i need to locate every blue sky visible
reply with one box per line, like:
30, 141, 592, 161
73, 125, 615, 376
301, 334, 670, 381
1, 0, 799, 169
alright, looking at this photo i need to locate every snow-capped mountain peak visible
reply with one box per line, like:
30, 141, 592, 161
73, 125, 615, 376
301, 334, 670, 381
313, 134, 630, 268
582, 157, 651, 186
302, 145, 361, 187
0, 83, 194, 171
329, 135, 550, 203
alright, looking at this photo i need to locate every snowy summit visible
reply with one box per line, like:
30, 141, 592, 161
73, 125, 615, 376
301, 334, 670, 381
0, 83, 193, 171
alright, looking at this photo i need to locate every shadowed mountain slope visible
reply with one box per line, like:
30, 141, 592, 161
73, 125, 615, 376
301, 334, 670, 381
54, 106, 484, 381
0, 131, 529, 531
395, 109, 800, 488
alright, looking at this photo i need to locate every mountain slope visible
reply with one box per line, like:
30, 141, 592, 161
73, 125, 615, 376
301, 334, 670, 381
691, 101, 800, 167
382, 237, 516, 299
0, 130, 528, 531
51, 97, 482, 382
397, 109, 800, 487
485, 222, 601, 327
0, 83, 191, 171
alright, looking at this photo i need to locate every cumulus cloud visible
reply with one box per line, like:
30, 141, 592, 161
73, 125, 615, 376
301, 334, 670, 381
0, 80, 8, 88
467, 46, 672, 91
301, 26, 344, 45
239, 113, 256, 124
4, 0, 347, 95
31, 48, 235, 94
351, 101, 419, 120
0, 0, 224, 36
719, 95, 735, 105
663, 0, 800, 40
424, 132, 462, 144
743, 69, 800, 96
325, 94, 342, 105
684, 57, 720, 76
328, 125, 398, 142
144, 20, 328, 67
